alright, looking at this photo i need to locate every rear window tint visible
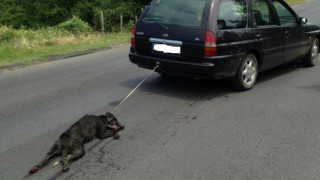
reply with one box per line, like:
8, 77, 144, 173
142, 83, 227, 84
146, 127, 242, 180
217, 0, 248, 30
251, 0, 277, 26
273, 0, 297, 25
141, 0, 211, 29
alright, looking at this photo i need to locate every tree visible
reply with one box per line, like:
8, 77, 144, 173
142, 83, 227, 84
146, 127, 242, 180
0, 0, 143, 30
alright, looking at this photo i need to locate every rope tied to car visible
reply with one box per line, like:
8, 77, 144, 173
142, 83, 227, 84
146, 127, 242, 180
113, 62, 160, 111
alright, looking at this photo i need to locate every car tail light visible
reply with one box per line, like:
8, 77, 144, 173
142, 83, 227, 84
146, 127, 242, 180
131, 25, 136, 47
204, 31, 217, 57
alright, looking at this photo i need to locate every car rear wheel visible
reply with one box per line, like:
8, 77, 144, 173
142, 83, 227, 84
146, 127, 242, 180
302, 38, 319, 67
231, 54, 258, 91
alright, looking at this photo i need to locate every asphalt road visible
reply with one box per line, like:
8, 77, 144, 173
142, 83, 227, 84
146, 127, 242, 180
293, 0, 320, 26
1, 1, 320, 180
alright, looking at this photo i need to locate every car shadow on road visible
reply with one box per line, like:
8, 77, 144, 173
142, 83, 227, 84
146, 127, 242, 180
115, 74, 232, 103
115, 60, 304, 104
256, 60, 303, 84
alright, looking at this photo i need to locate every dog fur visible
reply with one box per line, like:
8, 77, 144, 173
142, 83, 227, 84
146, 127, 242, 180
29, 112, 124, 174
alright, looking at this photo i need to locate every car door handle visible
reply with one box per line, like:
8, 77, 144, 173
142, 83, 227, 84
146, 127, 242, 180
256, 34, 262, 39
285, 31, 290, 39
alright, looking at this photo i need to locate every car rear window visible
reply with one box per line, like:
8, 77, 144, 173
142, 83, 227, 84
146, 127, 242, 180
141, 0, 211, 29
218, 0, 248, 30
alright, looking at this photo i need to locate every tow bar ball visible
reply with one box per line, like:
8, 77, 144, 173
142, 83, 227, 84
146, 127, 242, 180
154, 62, 160, 71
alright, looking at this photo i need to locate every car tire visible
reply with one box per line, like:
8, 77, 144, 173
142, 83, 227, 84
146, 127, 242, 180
302, 38, 319, 67
231, 54, 258, 91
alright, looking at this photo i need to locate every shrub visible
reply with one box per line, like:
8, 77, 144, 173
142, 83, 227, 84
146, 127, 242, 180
56, 16, 92, 34
0, 26, 19, 41
91, 1, 141, 32
125, 20, 135, 31
1, 0, 143, 32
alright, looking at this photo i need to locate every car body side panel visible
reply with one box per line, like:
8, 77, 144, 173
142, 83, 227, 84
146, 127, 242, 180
216, 29, 253, 72
282, 23, 309, 62
252, 25, 284, 71
305, 24, 320, 36
271, 0, 309, 63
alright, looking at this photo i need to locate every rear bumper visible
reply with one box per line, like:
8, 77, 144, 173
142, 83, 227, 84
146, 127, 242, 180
129, 51, 244, 79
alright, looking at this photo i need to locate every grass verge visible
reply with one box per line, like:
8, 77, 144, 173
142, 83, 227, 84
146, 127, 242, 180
0, 26, 130, 69
286, 0, 309, 6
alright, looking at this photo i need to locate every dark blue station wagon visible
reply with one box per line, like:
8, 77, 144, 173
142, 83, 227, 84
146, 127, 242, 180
129, 0, 320, 90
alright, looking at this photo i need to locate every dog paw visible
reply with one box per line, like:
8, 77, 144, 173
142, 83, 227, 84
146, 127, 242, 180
114, 127, 121, 132
53, 160, 60, 166
62, 166, 70, 172
29, 166, 39, 174
113, 132, 121, 139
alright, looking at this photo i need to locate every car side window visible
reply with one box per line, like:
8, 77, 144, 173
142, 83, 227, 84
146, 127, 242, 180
251, 0, 277, 26
272, 0, 297, 25
217, 0, 247, 30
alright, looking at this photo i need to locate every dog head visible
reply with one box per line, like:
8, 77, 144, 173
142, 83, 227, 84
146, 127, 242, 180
104, 112, 125, 130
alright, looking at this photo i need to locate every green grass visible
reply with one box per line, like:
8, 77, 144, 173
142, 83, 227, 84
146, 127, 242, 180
285, 0, 309, 6
0, 26, 130, 69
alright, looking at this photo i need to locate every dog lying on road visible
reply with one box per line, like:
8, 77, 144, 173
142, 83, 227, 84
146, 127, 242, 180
29, 112, 124, 174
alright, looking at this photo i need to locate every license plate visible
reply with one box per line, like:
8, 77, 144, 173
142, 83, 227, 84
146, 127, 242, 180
153, 44, 181, 54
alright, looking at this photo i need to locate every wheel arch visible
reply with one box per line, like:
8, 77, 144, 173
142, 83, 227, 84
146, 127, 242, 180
316, 35, 320, 54
246, 49, 263, 70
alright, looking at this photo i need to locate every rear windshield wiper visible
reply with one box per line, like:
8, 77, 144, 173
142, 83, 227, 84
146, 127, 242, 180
142, 17, 167, 23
